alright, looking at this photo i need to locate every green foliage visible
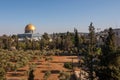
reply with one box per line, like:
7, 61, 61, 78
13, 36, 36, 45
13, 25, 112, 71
28, 69, 34, 80
96, 48, 102, 55
0, 68, 6, 80
0, 49, 43, 80
43, 70, 51, 80
97, 28, 120, 80
102, 28, 116, 57
42, 33, 50, 40
108, 53, 120, 80
74, 28, 80, 49
45, 57, 53, 61
29, 63, 37, 71
18, 42, 26, 50
58, 71, 70, 80
64, 62, 72, 69
0, 32, 75, 51
64, 33, 73, 50
88, 22, 97, 56
0, 26, 119, 80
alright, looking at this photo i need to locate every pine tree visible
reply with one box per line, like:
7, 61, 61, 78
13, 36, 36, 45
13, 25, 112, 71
74, 28, 79, 52
101, 28, 116, 65
97, 28, 120, 80
88, 22, 96, 56
105, 27, 116, 54
64, 32, 73, 51
88, 22, 96, 80
28, 69, 34, 80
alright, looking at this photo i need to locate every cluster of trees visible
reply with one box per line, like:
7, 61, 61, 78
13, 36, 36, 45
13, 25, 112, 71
96, 28, 120, 80
0, 32, 78, 51
0, 22, 120, 80
80, 23, 120, 80
0, 49, 44, 79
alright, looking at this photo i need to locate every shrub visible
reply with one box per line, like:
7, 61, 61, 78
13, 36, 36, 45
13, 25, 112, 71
58, 71, 70, 80
64, 62, 72, 69
43, 70, 51, 80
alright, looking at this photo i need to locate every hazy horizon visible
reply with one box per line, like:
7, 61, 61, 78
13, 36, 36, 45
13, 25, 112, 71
0, 0, 120, 35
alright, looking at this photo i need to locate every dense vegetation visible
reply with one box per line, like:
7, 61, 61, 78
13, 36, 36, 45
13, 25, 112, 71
0, 23, 120, 80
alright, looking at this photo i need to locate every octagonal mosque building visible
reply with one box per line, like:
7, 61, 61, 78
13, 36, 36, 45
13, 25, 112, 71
18, 24, 41, 41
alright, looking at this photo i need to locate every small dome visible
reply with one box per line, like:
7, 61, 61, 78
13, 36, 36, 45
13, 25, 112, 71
25, 24, 36, 33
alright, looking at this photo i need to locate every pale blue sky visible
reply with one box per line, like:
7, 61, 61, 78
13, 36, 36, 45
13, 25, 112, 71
0, 0, 120, 35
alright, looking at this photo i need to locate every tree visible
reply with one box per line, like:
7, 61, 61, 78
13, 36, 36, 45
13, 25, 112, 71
42, 32, 50, 40
101, 28, 116, 65
88, 22, 97, 80
74, 28, 79, 50
28, 69, 34, 80
64, 32, 73, 51
108, 52, 120, 80
43, 70, 51, 80
0, 68, 6, 80
97, 28, 119, 80
97, 51, 120, 80
105, 28, 116, 54
54, 36, 62, 49
11, 35, 18, 49
18, 42, 26, 50
0, 38, 4, 49
58, 71, 70, 80
88, 22, 96, 55
40, 38, 46, 50
25, 38, 32, 50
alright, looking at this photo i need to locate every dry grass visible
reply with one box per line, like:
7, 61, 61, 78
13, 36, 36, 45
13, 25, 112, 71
6, 56, 78, 80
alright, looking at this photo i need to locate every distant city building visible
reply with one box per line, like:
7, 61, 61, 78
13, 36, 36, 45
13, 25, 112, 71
113, 28, 120, 38
18, 24, 41, 41
97, 28, 120, 47
113, 28, 120, 47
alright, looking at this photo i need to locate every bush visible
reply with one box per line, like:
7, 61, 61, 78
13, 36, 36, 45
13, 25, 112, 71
64, 62, 72, 69
0, 68, 6, 80
58, 71, 70, 80
44, 70, 51, 80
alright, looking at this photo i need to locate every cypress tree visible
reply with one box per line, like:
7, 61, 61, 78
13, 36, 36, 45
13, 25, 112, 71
74, 28, 79, 52
88, 22, 96, 80
28, 69, 34, 80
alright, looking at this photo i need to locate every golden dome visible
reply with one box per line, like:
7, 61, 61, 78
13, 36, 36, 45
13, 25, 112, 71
25, 24, 36, 31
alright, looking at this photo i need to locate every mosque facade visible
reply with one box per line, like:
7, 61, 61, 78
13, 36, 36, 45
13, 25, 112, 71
17, 24, 41, 41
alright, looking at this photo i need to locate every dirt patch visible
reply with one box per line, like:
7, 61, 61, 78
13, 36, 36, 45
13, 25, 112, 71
6, 56, 78, 80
